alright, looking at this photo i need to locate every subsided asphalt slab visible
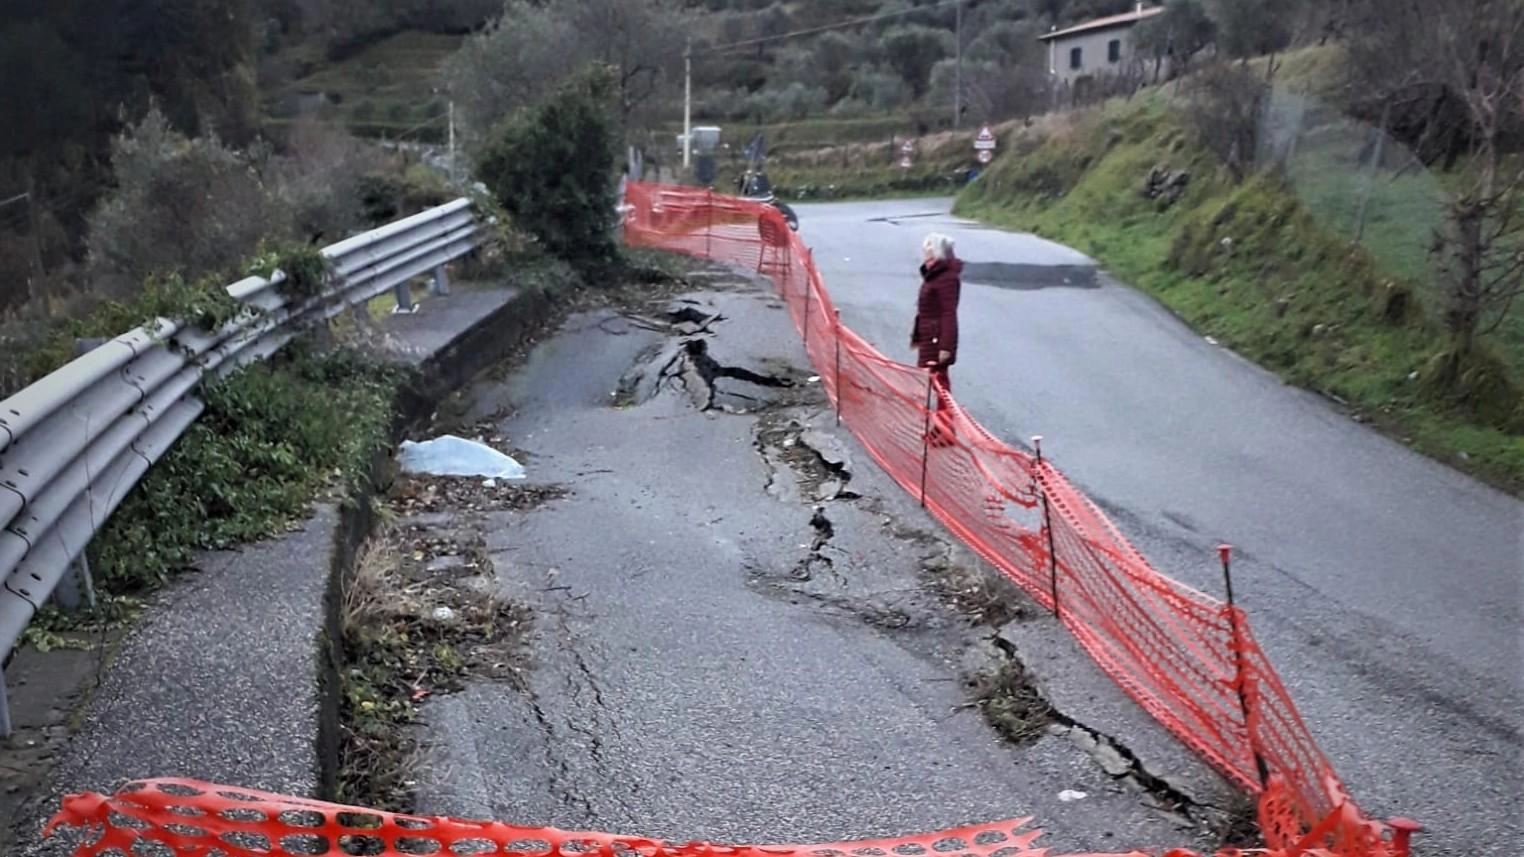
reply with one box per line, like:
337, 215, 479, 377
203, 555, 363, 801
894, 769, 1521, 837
410, 270, 1237, 854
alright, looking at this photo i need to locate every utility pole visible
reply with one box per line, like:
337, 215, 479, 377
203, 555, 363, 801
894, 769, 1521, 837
683, 39, 693, 170
6, 186, 44, 287
954, 0, 963, 130
447, 100, 457, 186
24, 183, 43, 280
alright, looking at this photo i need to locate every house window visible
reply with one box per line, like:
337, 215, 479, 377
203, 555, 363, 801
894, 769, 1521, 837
1069, 46, 1083, 69
1108, 39, 1122, 62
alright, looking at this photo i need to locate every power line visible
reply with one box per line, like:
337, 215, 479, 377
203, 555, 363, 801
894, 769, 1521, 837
389, 108, 450, 140
1, 108, 454, 234
268, 109, 449, 141
696, 0, 967, 56
0, 180, 111, 227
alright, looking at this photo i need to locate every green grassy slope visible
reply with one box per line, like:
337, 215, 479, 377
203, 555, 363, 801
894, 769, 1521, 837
683, 115, 1006, 200
955, 94, 1524, 494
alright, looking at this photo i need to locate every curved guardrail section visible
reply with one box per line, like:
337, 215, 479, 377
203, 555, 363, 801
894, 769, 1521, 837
0, 198, 483, 735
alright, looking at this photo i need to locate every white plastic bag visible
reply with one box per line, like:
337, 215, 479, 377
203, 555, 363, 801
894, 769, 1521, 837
398, 435, 526, 480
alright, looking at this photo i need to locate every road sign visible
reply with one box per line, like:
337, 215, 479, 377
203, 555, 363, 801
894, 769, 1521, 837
974, 124, 997, 151
900, 139, 915, 170
977, 149, 993, 165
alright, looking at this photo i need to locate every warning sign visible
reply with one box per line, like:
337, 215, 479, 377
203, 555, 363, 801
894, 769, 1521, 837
900, 139, 915, 170
977, 149, 993, 165
974, 125, 997, 151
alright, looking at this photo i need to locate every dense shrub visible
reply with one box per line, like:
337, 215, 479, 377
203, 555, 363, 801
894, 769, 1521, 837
91, 344, 403, 592
86, 109, 287, 295
475, 65, 620, 276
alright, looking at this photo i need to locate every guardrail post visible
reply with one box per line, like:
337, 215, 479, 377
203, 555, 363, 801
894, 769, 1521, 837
1034, 436, 1059, 620
74, 337, 108, 359
53, 555, 97, 612
393, 280, 415, 314
431, 264, 451, 297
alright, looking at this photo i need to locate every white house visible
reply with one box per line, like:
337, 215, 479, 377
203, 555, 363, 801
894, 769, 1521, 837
1040, 3, 1163, 85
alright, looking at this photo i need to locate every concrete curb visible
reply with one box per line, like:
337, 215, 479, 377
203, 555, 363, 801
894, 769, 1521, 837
316, 283, 560, 800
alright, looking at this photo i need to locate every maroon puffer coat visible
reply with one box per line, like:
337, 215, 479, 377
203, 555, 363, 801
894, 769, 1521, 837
912, 256, 962, 368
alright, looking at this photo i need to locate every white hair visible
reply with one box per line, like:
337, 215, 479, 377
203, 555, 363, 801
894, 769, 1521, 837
922, 233, 955, 261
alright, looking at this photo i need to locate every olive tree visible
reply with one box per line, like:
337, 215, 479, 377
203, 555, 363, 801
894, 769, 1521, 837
1133, 0, 1217, 82
446, 0, 686, 144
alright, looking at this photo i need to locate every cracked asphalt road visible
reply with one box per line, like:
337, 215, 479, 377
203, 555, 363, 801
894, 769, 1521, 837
409, 271, 1232, 853
794, 198, 1523, 857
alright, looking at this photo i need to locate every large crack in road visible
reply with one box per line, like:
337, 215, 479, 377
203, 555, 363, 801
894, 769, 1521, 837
394, 265, 1239, 852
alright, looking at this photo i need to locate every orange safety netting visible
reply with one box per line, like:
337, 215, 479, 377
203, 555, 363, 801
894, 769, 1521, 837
40, 777, 1403, 857
40, 185, 1420, 857
618, 183, 1417, 857
41, 779, 1071, 857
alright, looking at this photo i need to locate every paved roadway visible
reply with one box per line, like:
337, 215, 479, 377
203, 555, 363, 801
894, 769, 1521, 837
794, 199, 1523, 857
414, 284, 1220, 853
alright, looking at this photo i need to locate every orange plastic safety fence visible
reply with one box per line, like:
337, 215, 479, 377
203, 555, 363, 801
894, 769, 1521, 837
46, 778, 1150, 857
620, 183, 1414, 857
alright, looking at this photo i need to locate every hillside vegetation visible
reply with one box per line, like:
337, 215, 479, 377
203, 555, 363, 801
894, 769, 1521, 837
0, 0, 1355, 317
956, 51, 1524, 492
700, 117, 1006, 200
262, 31, 465, 141
5, 0, 1518, 502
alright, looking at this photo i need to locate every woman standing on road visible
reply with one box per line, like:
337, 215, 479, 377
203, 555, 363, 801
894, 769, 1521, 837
912, 233, 962, 446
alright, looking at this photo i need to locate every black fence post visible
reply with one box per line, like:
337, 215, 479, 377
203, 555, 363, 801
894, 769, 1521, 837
833, 309, 843, 426
802, 266, 812, 351
1035, 435, 1059, 619
1220, 544, 1270, 789
918, 371, 935, 508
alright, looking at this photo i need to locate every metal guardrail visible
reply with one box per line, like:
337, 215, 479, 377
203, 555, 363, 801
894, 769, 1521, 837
0, 198, 484, 736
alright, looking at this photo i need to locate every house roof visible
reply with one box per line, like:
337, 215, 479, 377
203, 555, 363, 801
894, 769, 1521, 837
1038, 5, 1163, 41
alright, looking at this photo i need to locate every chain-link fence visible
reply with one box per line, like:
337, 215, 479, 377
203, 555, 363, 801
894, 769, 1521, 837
1260, 87, 1453, 319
